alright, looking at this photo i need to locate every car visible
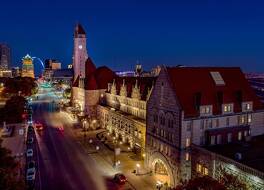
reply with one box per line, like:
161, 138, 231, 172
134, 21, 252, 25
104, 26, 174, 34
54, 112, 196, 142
26, 168, 36, 181
35, 122, 43, 130
26, 149, 33, 157
27, 137, 34, 144
27, 161, 36, 169
113, 173, 127, 185
28, 126, 34, 133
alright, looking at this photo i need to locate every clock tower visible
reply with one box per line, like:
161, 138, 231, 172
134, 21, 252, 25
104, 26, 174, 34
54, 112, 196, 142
73, 23, 88, 83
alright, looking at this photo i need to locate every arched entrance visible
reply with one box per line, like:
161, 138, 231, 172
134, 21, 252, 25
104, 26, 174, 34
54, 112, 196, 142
152, 159, 171, 186
149, 152, 175, 187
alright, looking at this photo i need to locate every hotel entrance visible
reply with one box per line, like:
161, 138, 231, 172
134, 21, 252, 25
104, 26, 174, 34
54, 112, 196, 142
152, 159, 171, 187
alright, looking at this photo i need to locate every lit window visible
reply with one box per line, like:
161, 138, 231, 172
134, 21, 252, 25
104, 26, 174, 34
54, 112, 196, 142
248, 114, 252, 123
186, 138, 190, 147
224, 104, 232, 113
196, 164, 202, 173
238, 131, 242, 141
244, 130, 248, 137
203, 167, 209, 175
205, 107, 210, 114
185, 152, 190, 161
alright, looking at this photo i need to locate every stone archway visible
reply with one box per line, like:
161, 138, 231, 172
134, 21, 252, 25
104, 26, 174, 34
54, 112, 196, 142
149, 151, 175, 187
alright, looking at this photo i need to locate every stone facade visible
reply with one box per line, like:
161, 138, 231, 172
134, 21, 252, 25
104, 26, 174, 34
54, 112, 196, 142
145, 66, 264, 188
191, 145, 264, 190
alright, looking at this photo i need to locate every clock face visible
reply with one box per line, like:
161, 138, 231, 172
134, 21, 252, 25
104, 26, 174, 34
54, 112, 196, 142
78, 45, 83, 49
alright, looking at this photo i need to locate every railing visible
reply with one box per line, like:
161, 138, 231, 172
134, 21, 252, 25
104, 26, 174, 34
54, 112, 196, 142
192, 145, 264, 180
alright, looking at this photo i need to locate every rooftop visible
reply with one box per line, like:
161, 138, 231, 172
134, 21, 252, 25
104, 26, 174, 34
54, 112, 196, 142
206, 135, 264, 172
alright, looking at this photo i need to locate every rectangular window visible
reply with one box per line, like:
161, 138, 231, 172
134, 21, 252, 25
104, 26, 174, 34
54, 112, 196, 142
226, 117, 230, 126
227, 133, 232, 143
203, 167, 209, 176
248, 114, 252, 123
186, 138, 190, 147
244, 130, 248, 137
215, 119, 219, 128
217, 134, 222, 144
185, 152, 190, 161
196, 164, 202, 173
223, 104, 232, 113
238, 131, 242, 141
186, 121, 192, 131
210, 135, 215, 145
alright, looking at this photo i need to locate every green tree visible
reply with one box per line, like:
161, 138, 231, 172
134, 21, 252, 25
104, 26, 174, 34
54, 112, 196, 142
0, 139, 25, 190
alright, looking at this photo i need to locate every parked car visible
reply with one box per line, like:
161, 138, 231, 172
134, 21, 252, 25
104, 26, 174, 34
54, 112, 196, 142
26, 149, 33, 157
113, 173, 127, 185
27, 137, 34, 144
26, 168, 36, 181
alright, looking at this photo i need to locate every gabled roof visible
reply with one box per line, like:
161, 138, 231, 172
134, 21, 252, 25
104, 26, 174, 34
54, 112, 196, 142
94, 66, 117, 89
85, 57, 96, 77
85, 75, 97, 90
166, 67, 263, 118
111, 76, 156, 100
74, 24, 86, 37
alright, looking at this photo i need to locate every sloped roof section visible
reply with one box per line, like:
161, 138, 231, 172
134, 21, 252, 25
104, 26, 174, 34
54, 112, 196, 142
74, 23, 86, 37
85, 57, 96, 77
166, 67, 263, 118
85, 74, 97, 90
94, 66, 117, 89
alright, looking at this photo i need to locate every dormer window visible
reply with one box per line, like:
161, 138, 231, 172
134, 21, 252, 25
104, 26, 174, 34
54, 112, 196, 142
200, 105, 212, 116
223, 104, 233, 114
242, 102, 253, 112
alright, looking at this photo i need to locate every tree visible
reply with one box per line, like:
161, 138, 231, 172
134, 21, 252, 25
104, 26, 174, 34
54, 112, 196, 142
0, 139, 25, 190
174, 176, 226, 190
0, 96, 26, 124
218, 168, 248, 190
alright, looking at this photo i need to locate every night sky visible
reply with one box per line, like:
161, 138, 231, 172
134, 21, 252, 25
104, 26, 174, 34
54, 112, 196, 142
1, 0, 264, 75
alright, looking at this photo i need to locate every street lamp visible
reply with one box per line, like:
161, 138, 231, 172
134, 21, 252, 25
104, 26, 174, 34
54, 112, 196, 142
136, 163, 140, 175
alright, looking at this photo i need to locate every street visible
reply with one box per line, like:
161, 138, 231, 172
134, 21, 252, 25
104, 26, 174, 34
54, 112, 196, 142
31, 84, 106, 190
29, 83, 156, 190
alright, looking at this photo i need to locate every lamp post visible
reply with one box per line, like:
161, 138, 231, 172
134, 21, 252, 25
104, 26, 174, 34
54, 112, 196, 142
136, 163, 140, 175
83, 120, 87, 143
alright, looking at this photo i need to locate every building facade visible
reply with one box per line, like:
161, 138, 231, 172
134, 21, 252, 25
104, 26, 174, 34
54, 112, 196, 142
145, 66, 264, 187
0, 44, 11, 70
97, 77, 155, 156
21, 54, 34, 78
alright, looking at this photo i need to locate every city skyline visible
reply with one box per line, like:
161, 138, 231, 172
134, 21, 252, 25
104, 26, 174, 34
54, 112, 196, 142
1, 0, 264, 74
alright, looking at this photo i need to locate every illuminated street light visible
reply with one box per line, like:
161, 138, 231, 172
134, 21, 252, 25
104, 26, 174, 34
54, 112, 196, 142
136, 163, 140, 175
89, 139, 93, 144
96, 146, 99, 150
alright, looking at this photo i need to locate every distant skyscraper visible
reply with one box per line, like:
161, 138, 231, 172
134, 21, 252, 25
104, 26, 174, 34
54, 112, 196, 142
21, 54, 34, 78
73, 24, 88, 81
0, 44, 11, 70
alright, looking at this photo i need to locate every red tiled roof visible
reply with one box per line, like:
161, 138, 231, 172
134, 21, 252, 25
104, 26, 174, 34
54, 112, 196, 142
94, 66, 116, 89
85, 57, 96, 77
85, 74, 97, 90
166, 67, 263, 118
112, 77, 156, 100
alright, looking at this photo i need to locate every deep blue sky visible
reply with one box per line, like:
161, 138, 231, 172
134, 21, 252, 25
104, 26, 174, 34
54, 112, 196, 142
1, 0, 264, 74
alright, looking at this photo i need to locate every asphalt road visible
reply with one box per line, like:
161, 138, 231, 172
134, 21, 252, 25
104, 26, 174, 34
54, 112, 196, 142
31, 84, 106, 190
